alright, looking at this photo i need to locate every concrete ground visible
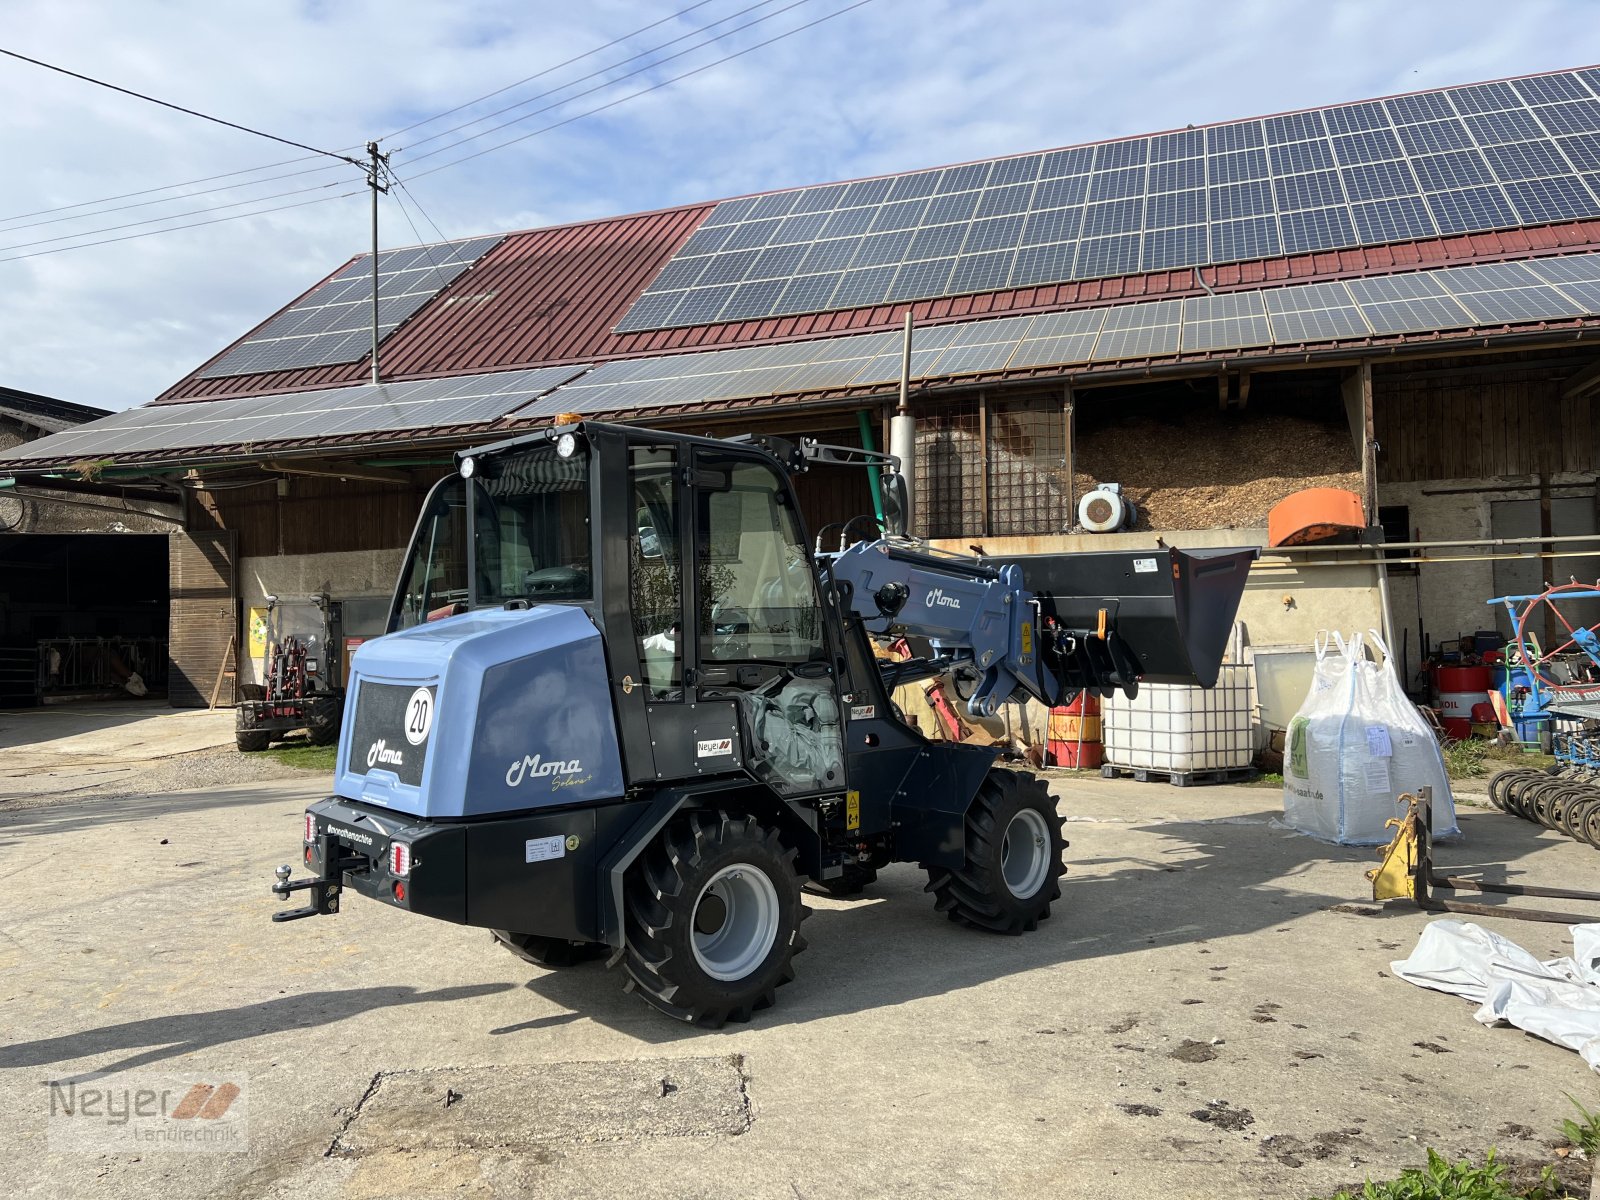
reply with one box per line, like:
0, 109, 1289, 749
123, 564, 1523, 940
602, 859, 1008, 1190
0, 702, 237, 802
1, 768, 1597, 1199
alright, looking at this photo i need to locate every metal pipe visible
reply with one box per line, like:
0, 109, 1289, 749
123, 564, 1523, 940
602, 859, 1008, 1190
1271, 532, 1600, 553
368, 141, 382, 386
889, 312, 916, 531
1253, 547, 1600, 569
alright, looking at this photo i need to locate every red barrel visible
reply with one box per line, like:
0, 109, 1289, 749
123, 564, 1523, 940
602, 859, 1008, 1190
1437, 665, 1491, 740
1048, 691, 1103, 768
1050, 740, 1103, 768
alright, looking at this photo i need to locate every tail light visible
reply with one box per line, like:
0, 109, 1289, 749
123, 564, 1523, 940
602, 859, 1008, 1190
390, 842, 412, 878
303, 813, 316, 843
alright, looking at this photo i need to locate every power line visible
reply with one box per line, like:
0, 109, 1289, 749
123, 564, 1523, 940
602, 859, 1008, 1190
0, 151, 330, 226
381, 0, 720, 140
0, 2, 748, 234
0, 188, 366, 263
0, 157, 356, 233
407, 0, 878, 181
398, 0, 798, 154
0, 175, 364, 254
0, 46, 363, 166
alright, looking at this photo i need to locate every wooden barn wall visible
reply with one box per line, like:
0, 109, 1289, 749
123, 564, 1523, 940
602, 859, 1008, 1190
186, 472, 445, 560
1375, 361, 1600, 483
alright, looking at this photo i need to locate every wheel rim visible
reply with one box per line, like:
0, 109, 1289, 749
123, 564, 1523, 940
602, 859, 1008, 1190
691, 864, 780, 982
1001, 808, 1052, 899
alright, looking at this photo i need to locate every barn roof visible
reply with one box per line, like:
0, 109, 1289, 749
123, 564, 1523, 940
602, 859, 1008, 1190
11, 63, 1600, 470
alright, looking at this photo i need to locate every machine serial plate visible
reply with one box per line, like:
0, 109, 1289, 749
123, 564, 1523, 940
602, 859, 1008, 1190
525, 836, 566, 863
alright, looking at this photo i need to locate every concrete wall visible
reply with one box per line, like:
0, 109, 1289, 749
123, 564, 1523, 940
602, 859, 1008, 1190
1382, 473, 1600, 659
237, 548, 406, 685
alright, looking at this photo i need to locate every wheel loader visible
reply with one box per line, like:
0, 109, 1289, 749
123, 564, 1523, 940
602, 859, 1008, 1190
271, 419, 1254, 1026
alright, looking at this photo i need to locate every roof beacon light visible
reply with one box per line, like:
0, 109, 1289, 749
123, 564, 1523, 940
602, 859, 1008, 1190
553, 412, 582, 426
390, 842, 412, 878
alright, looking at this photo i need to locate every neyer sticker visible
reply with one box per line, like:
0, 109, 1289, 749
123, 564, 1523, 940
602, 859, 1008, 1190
850, 704, 876, 720
696, 738, 733, 758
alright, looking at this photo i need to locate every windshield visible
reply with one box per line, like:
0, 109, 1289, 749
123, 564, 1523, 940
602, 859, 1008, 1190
390, 443, 593, 631
472, 444, 593, 605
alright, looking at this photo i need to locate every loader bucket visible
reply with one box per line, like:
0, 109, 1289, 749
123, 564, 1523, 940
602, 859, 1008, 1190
1002, 546, 1258, 689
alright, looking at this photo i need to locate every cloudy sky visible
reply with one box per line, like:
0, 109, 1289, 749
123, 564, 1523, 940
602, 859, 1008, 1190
4, 0, 1600, 411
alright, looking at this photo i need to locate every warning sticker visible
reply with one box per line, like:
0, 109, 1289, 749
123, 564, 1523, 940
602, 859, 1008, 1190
850, 705, 876, 721
696, 738, 733, 758
525, 836, 565, 863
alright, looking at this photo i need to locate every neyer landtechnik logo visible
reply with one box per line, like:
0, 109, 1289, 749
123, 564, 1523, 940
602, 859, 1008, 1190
47, 1075, 249, 1153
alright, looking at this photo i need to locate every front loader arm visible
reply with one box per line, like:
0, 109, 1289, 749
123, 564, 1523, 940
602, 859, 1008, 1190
825, 538, 1257, 716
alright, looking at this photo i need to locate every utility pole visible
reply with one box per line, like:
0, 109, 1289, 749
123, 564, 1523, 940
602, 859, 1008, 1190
365, 141, 391, 385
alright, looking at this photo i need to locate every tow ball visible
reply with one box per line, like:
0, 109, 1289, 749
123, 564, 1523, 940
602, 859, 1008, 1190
270, 846, 344, 923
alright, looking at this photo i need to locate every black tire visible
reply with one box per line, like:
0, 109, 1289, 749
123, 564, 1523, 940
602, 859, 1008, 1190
1488, 769, 1532, 811
305, 696, 342, 746
235, 708, 270, 752
804, 864, 878, 897
925, 768, 1066, 934
490, 930, 606, 969
1559, 792, 1600, 841
620, 810, 807, 1028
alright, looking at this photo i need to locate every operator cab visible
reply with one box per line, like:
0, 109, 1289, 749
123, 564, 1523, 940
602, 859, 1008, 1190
388, 421, 850, 799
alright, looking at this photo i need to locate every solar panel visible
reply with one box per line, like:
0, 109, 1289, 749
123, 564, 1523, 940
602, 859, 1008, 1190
1180, 291, 1272, 352
1261, 279, 1370, 341
615, 69, 1600, 334
200, 235, 503, 378
2, 364, 587, 463
1434, 260, 1589, 323
1344, 273, 1474, 333
1092, 298, 1183, 360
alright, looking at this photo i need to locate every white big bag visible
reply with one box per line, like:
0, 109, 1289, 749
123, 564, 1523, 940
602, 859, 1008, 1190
1282, 630, 1458, 844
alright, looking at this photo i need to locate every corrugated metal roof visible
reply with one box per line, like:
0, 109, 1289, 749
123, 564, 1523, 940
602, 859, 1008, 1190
147, 62, 1600, 408
158, 204, 711, 403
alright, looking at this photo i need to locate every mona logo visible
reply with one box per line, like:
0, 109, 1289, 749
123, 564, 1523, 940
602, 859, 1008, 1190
506, 753, 584, 788
366, 740, 404, 769
925, 588, 961, 611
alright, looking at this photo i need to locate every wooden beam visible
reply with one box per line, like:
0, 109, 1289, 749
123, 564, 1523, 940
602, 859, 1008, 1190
1561, 356, 1600, 400
265, 459, 411, 486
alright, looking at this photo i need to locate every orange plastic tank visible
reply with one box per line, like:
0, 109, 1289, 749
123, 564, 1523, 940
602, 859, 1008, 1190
1267, 488, 1366, 548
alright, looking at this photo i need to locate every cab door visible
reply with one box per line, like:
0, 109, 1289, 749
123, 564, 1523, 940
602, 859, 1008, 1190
689, 449, 846, 797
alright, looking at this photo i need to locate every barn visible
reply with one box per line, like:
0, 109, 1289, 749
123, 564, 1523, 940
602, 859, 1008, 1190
6, 65, 1600, 707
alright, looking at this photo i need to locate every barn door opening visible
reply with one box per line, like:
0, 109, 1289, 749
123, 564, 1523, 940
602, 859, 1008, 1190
168, 530, 237, 708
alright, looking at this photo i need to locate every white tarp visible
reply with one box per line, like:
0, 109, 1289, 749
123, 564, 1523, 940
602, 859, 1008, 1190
1391, 919, 1600, 1071
1282, 630, 1458, 845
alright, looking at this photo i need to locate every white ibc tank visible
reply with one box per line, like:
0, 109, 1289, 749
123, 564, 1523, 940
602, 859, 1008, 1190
1102, 664, 1254, 774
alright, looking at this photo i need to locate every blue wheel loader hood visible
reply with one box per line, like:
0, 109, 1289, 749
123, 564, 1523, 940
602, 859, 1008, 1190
334, 605, 623, 819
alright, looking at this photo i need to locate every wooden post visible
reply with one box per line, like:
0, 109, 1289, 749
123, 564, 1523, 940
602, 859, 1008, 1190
1359, 360, 1378, 525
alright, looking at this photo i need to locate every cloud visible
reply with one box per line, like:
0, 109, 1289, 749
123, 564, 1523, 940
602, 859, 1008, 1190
2, 0, 1599, 410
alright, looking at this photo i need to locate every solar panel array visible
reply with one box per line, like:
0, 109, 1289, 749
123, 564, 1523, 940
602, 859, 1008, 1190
15, 250, 1600, 465
616, 68, 1600, 333
547, 252, 1600, 416
1, 365, 586, 462
198, 235, 504, 378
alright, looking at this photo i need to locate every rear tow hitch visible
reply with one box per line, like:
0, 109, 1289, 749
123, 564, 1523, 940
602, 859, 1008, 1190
271, 851, 347, 922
